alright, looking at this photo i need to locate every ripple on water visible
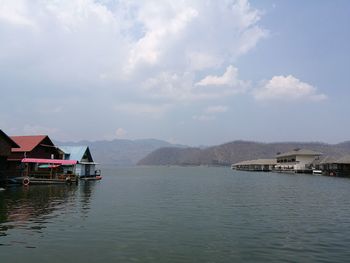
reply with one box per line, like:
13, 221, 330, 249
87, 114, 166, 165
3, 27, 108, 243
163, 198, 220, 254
1, 168, 350, 262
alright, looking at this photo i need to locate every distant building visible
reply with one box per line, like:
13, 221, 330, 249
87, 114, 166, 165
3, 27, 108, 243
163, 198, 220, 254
316, 155, 350, 177
0, 130, 19, 182
58, 146, 99, 177
232, 159, 276, 171
7, 135, 60, 177
275, 149, 322, 173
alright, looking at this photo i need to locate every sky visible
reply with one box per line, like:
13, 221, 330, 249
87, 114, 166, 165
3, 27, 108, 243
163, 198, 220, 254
0, 0, 349, 146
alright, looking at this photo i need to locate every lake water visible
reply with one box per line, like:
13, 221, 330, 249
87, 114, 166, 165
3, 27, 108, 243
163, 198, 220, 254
1, 166, 350, 262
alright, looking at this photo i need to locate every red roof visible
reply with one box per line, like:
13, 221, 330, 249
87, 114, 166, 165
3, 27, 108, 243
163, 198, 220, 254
22, 158, 77, 165
10, 135, 49, 152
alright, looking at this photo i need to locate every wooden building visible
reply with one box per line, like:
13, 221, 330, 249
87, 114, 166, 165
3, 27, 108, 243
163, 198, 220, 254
0, 130, 19, 183
7, 135, 60, 177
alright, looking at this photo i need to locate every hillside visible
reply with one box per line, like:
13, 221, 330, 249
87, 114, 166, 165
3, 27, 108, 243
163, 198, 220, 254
137, 141, 350, 166
55, 139, 185, 166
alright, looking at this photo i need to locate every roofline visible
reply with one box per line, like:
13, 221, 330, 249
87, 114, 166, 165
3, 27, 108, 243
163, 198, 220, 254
276, 150, 323, 158
10, 135, 55, 152
0, 130, 20, 148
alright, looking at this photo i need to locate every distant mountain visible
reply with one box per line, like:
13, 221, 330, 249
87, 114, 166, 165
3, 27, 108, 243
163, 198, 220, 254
137, 140, 350, 166
55, 138, 186, 166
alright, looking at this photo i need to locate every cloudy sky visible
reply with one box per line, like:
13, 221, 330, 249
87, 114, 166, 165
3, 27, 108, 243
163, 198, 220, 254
1, 0, 349, 145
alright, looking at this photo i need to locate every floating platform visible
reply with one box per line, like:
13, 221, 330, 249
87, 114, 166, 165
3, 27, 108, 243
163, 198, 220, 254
9, 176, 78, 186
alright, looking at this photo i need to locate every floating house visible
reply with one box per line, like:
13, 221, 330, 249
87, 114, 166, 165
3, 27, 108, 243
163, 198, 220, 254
0, 130, 19, 182
316, 155, 350, 177
58, 146, 100, 178
7, 135, 60, 177
232, 159, 276, 171
275, 149, 322, 173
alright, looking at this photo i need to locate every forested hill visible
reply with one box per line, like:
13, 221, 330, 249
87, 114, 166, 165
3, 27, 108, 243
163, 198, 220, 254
137, 141, 350, 166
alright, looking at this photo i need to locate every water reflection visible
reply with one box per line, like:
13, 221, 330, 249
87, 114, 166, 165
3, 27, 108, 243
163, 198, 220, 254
0, 182, 97, 239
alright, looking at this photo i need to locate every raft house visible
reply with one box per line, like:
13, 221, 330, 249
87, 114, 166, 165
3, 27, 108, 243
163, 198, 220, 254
313, 155, 350, 177
58, 146, 101, 180
0, 133, 102, 185
6, 135, 61, 178
0, 130, 19, 185
232, 148, 350, 177
274, 149, 322, 173
232, 159, 276, 172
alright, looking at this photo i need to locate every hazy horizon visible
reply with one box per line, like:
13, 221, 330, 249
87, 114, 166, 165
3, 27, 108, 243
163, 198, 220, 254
1, 1, 349, 146
52, 136, 350, 149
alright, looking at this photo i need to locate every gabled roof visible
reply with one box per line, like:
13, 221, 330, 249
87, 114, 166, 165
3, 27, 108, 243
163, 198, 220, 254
58, 146, 93, 162
10, 135, 50, 152
276, 149, 322, 158
234, 159, 277, 166
0, 130, 19, 148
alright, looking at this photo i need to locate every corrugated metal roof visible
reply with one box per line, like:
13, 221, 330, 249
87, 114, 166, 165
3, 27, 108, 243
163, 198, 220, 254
276, 149, 322, 158
58, 146, 93, 162
10, 135, 48, 152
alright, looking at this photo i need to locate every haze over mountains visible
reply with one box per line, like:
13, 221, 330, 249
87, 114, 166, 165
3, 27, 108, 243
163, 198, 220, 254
57, 139, 350, 167
55, 139, 185, 166
138, 141, 350, 166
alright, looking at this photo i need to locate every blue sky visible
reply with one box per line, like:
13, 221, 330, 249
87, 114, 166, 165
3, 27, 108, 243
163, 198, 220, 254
0, 0, 349, 145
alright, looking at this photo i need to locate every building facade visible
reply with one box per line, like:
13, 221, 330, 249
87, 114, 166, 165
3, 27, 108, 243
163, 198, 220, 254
275, 149, 322, 173
59, 146, 99, 177
232, 159, 276, 171
0, 130, 19, 182
7, 135, 60, 177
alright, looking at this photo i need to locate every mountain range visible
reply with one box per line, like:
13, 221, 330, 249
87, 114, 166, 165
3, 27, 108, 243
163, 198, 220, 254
56, 138, 350, 167
138, 141, 350, 166
55, 138, 185, 166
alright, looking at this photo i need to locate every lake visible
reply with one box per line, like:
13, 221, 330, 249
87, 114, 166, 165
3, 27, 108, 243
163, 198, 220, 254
1, 166, 350, 262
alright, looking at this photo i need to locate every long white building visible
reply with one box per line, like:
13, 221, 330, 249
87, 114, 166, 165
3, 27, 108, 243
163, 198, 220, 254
275, 149, 322, 172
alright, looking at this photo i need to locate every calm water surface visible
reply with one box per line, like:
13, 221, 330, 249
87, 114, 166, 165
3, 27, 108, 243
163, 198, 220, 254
1, 166, 350, 262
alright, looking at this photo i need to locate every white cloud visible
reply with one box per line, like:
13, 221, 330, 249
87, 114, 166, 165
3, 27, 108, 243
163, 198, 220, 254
187, 51, 222, 71
0, 0, 268, 139
115, 128, 127, 138
126, 4, 198, 71
196, 65, 245, 87
0, 1, 37, 28
253, 75, 327, 102
193, 65, 249, 98
143, 68, 248, 102
142, 71, 196, 101
0, 1, 266, 91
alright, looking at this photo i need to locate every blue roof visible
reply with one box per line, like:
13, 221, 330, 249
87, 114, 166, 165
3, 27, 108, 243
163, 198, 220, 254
58, 146, 93, 162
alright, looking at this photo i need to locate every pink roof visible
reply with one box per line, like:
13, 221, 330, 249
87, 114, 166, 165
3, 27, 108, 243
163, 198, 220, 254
11, 135, 48, 152
22, 158, 77, 165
